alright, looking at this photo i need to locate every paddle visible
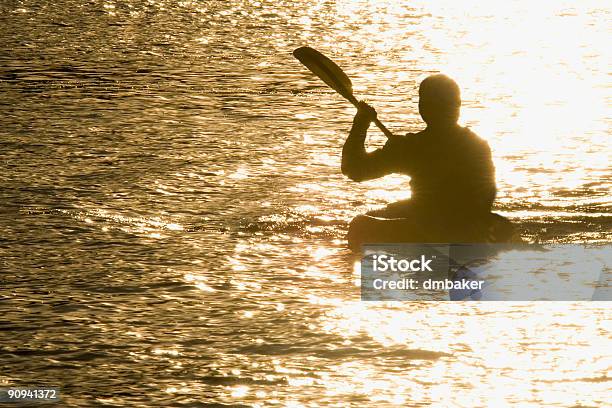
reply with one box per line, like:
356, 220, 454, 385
293, 46, 396, 140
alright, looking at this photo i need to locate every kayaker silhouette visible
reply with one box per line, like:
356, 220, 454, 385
343, 74, 518, 249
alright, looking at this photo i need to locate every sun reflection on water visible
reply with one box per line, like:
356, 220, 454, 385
3, 0, 610, 406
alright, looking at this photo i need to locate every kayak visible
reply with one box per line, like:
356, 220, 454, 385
347, 212, 522, 251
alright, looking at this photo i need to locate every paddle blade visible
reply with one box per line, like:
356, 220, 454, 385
293, 46, 358, 105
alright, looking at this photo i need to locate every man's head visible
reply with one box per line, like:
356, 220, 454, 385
418, 74, 461, 127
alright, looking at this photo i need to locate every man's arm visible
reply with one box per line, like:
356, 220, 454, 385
480, 141, 497, 210
341, 102, 395, 182
466, 137, 497, 214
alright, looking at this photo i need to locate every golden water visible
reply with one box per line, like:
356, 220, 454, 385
1, 0, 610, 406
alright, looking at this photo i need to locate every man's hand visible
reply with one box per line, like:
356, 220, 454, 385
354, 101, 377, 125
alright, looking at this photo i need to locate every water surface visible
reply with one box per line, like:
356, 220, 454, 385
1, 0, 610, 406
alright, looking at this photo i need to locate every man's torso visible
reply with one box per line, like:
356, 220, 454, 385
382, 126, 496, 216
